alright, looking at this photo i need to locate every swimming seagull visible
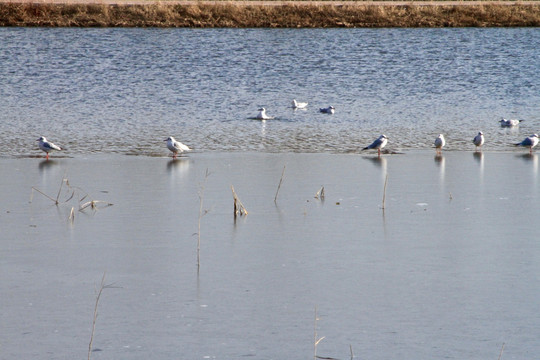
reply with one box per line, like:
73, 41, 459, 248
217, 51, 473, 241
37, 136, 62, 160
165, 136, 191, 159
319, 106, 335, 114
473, 131, 485, 151
500, 118, 523, 127
292, 99, 308, 109
362, 134, 388, 157
256, 108, 274, 120
515, 134, 539, 154
434, 134, 446, 154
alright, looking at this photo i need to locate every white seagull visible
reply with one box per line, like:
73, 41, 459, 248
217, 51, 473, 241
500, 118, 523, 127
256, 108, 274, 120
292, 99, 308, 109
319, 106, 335, 114
165, 136, 191, 159
515, 134, 539, 154
434, 134, 446, 154
362, 134, 388, 157
473, 131, 485, 151
37, 136, 62, 160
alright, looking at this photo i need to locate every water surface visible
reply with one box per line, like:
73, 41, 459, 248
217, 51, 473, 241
1, 27, 540, 360
1, 152, 539, 359
1, 28, 539, 156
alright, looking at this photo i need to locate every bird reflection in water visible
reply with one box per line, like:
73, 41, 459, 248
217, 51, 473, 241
167, 157, 190, 173
38, 159, 59, 172
473, 151, 484, 164
517, 153, 538, 177
434, 153, 445, 182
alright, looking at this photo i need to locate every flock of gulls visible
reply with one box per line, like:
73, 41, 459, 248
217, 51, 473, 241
36, 103, 538, 160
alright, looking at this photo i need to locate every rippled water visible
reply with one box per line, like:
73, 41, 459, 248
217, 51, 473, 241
1, 27, 539, 156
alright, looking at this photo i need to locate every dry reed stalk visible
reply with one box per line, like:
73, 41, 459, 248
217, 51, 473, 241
197, 168, 210, 272
274, 165, 286, 203
88, 272, 106, 360
69, 207, 75, 224
2, 3, 540, 28
31, 175, 74, 205
79, 200, 114, 211
313, 306, 324, 360
231, 185, 248, 219
30, 186, 58, 204
497, 342, 505, 360
314, 186, 325, 200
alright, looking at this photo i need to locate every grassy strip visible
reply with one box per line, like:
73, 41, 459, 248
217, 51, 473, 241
1, 2, 540, 27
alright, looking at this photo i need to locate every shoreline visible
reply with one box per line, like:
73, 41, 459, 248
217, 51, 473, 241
2, 1, 540, 27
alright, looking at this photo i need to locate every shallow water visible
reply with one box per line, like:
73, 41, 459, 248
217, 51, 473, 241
1, 28, 539, 156
1, 152, 539, 359
1, 27, 540, 359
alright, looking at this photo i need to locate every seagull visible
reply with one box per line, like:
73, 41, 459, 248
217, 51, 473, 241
500, 118, 523, 127
319, 106, 335, 114
434, 134, 446, 154
473, 131, 484, 151
515, 134, 539, 154
256, 107, 274, 120
362, 134, 388, 157
37, 136, 62, 160
292, 99, 308, 109
164, 136, 191, 159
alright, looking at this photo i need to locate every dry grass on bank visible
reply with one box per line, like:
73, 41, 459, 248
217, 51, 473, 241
1, 2, 540, 27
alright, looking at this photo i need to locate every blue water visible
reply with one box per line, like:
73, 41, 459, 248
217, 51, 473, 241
1, 27, 539, 156
1, 28, 540, 360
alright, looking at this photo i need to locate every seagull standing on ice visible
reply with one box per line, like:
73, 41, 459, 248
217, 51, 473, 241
319, 106, 335, 114
37, 136, 62, 160
473, 131, 484, 151
434, 134, 446, 154
515, 134, 539, 154
500, 118, 523, 127
292, 100, 308, 109
165, 136, 191, 159
256, 108, 274, 120
362, 134, 388, 157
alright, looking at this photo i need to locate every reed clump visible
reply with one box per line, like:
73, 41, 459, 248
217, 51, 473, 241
1, 3, 540, 27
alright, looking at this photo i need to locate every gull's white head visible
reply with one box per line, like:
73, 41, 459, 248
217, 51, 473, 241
37, 136, 46, 142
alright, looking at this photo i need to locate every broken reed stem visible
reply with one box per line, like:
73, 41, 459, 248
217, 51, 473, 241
55, 174, 66, 204
231, 185, 248, 219
69, 207, 75, 224
274, 165, 286, 203
88, 272, 106, 360
31, 187, 57, 204
497, 342, 505, 360
315, 186, 325, 200
382, 174, 388, 210
313, 305, 325, 360
349, 344, 354, 359
79, 200, 113, 211
197, 168, 209, 272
